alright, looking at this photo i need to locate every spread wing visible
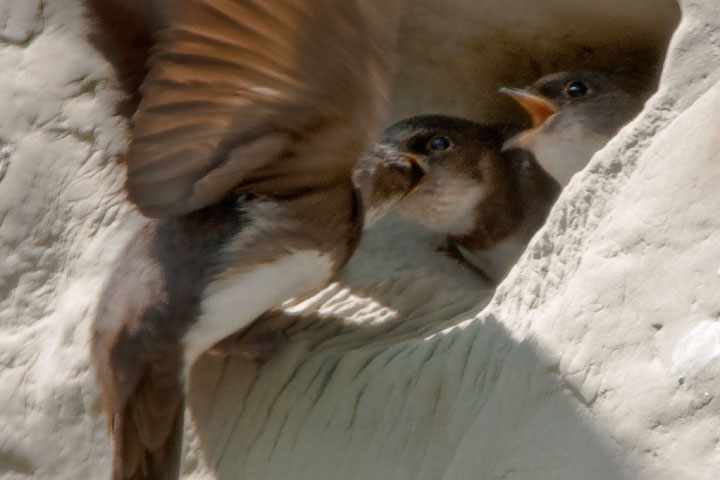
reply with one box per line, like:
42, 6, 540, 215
125, 0, 393, 218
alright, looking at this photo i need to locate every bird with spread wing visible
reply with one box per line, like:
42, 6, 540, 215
84, 1, 417, 478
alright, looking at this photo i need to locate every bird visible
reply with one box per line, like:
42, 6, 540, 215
84, 0, 415, 478
379, 114, 560, 283
501, 71, 644, 186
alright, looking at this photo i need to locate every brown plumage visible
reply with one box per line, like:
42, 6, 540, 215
84, 1, 412, 478
84, 0, 158, 116
93, 205, 241, 480
380, 114, 559, 282
123, 0, 393, 218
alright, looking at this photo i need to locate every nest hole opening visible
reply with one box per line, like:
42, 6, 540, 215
391, 0, 681, 128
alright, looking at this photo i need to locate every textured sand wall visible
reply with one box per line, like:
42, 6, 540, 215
4, 1, 719, 479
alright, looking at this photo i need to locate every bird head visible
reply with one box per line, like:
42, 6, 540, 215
370, 114, 509, 236
501, 71, 635, 134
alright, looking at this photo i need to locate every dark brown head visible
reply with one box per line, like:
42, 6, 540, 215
370, 114, 517, 236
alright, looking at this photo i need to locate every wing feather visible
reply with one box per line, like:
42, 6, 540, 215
125, 0, 393, 218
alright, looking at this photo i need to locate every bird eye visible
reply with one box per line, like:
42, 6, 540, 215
565, 81, 589, 98
428, 136, 451, 151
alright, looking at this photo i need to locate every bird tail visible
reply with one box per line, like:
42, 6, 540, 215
112, 396, 184, 480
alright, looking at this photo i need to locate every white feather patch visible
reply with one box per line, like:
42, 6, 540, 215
183, 251, 334, 373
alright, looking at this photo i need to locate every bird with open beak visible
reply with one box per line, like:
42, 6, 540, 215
84, 0, 418, 478
501, 71, 644, 186
378, 114, 559, 283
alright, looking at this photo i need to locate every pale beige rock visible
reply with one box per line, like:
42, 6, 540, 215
3, 1, 718, 480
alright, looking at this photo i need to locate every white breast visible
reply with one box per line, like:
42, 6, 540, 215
183, 251, 334, 375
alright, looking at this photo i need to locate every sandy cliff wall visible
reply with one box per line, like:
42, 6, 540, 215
2, 1, 718, 479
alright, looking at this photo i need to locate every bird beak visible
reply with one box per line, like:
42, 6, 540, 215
499, 87, 557, 127
400, 153, 427, 192
354, 150, 427, 229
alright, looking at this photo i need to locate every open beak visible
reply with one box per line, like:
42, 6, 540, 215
353, 148, 428, 229
400, 153, 427, 192
500, 87, 557, 127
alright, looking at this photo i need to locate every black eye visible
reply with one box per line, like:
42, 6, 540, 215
428, 136, 451, 151
565, 81, 589, 98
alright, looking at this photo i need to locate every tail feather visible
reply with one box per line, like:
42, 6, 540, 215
114, 396, 184, 480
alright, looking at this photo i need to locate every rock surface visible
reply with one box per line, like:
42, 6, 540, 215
2, 1, 718, 479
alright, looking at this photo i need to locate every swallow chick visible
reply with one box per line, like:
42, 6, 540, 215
381, 114, 559, 283
501, 71, 644, 186
85, 0, 414, 478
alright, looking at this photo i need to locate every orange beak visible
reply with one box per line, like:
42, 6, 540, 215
500, 87, 557, 127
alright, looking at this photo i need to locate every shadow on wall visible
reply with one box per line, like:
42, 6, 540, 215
189, 315, 634, 480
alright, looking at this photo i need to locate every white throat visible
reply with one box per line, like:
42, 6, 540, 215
395, 170, 485, 236
532, 127, 610, 186
506, 123, 612, 186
